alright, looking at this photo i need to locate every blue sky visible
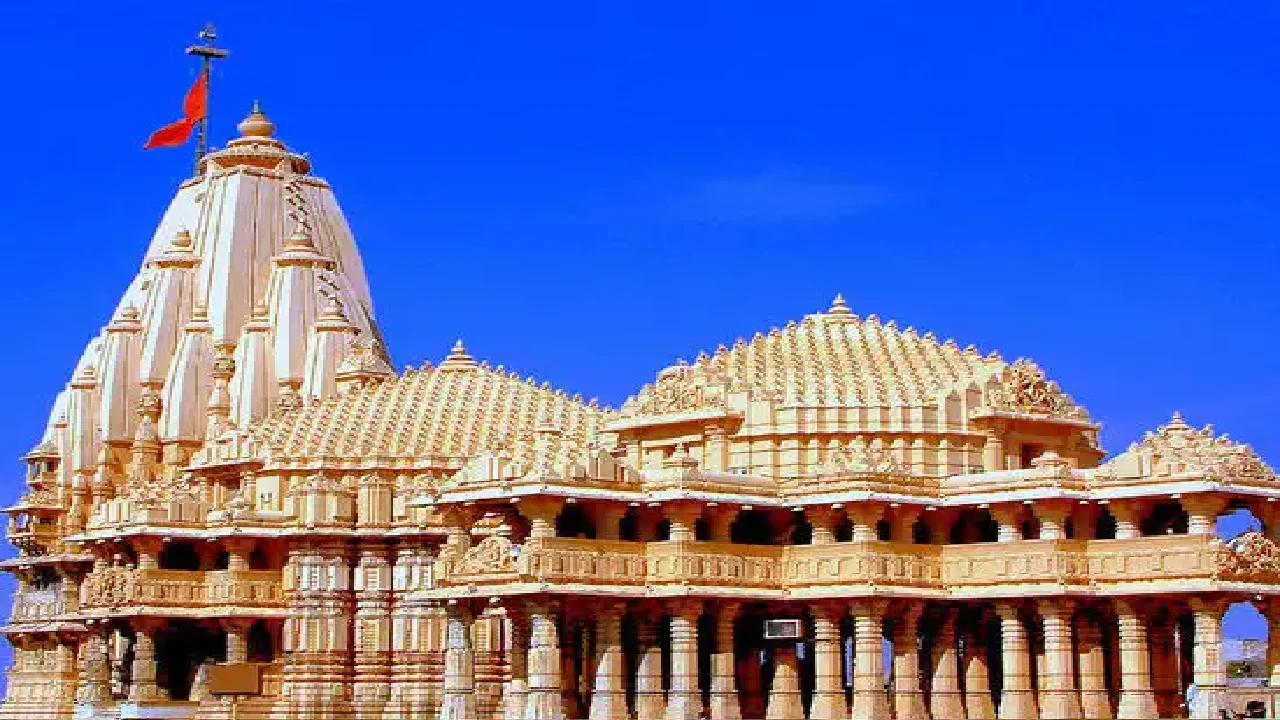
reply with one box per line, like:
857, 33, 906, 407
0, 1, 1277, 642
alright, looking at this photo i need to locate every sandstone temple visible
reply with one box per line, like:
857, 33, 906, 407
2, 105, 1278, 720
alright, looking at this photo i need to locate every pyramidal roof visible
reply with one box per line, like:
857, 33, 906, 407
41, 105, 389, 479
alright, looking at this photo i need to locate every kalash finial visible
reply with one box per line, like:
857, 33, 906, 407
237, 100, 276, 138
824, 292, 856, 322
439, 339, 479, 371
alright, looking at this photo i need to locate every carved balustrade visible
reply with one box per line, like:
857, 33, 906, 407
436, 530, 1279, 594
783, 541, 943, 588
80, 568, 283, 612
9, 590, 65, 622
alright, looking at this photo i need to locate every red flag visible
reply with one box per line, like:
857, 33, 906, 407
143, 71, 208, 150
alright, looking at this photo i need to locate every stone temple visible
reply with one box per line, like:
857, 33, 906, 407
1, 105, 1279, 720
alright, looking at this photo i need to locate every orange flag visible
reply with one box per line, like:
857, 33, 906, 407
143, 71, 208, 150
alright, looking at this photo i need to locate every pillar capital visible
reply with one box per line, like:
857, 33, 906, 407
514, 497, 562, 539
849, 597, 890, 617
706, 504, 739, 542
1036, 597, 1075, 618
663, 597, 704, 619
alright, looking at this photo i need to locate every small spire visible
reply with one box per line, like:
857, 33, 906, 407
237, 102, 276, 139
439, 339, 479, 370
825, 293, 856, 320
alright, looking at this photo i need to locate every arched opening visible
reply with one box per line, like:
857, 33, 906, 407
912, 516, 930, 544
950, 509, 998, 544
1220, 505, 1264, 539
247, 619, 277, 662
731, 509, 773, 545
158, 542, 200, 571
694, 517, 711, 542
248, 547, 271, 570
154, 620, 223, 700
619, 507, 641, 541
1142, 501, 1189, 536
876, 518, 892, 542
834, 515, 854, 543
1095, 508, 1118, 540
555, 504, 596, 539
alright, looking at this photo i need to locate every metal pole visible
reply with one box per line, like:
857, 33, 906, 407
185, 24, 228, 174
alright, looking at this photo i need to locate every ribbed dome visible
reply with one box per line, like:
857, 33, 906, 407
621, 295, 1006, 416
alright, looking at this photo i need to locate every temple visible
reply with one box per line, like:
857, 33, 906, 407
1, 104, 1278, 720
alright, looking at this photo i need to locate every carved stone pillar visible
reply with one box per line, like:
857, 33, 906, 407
991, 505, 1024, 543
225, 537, 255, 571
894, 506, 923, 544
983, 427, 1006, 472
708, 506, 739, 543
1188, 598, 1228, 719
76, 626, 112, 704
808, 604, 846, 720
929, 608, 965, 720
1149, 610, 1180, 719
134, 537, 162, 571
1075, 503, 1101, 540
519, 498, 565, 540
439, 603, 477, 720
807, 506, 841, 545
1114, 599, 1158, 720
765, 643, 803, 720
1108, 502, 1143, 540
1038, 600, 1084, 720
1182, 495, 1227, 536
892, 604, 928, 720
1076, 611, 1113, 720
848, 503, 884, 542
129, 620, 163, 702
635, 612, 667, 720
709, 602, 743, 720
664, 601, 703, 720
664, 502, 703, 542
223, 617, 254, 664
525, 601, 564, 720
963, 610, 996, 720
995, 602, 1037, 720
850, 599, 890, 720
1036, 500, 1071, 540
595, 505, 627, 541
279, 542, 355, 718
353, 546, 394, 720
505, 611, 531, 720
588, 602, 628, 720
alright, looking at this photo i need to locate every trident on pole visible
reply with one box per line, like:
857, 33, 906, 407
186, 24, 229, 170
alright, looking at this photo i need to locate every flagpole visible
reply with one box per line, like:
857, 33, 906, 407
186, 24, 229, 172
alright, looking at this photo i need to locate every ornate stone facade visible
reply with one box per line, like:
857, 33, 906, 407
2, 105, 1279, 720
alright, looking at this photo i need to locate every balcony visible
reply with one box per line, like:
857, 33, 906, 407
80, 568, 284, 614
9, 589, 66, 622
441, 531, 1256, 597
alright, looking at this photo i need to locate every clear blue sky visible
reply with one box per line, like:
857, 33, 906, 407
0, 2, 1277, 643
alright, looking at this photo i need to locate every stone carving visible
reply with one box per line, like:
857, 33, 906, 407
1217, 532, 1280, 583
1100, 412, 1276, 483
818, 439, 902, 476
452, 534, 518, 576
983, 359, 1089, 421
623, 365, 721, 417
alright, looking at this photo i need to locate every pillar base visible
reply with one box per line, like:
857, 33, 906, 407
1080, 689, 1114, 720
807, 691, 847, 720
764, 647, 804, 720
1116, 690, 1158, 720
997, 690, 1037, 720
1189, 687, 1228, 720
525, 690, 565, 720
664, 694, 703, 720
892, 690, 929, 720
929, 692, 967, 720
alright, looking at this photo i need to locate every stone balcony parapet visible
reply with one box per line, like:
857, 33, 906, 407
438, 532, 1280, 598
79, 568, 285, 616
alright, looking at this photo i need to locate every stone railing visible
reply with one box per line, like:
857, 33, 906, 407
437, 531, 1269, 595
784, 542, 943, 588
9, 590, 66, 622
81, 568, 283, 611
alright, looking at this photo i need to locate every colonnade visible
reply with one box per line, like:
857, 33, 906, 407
341, 594, 1234, 720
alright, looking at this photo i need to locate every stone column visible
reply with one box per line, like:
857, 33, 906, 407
665, 501, 703, 542
505, 611, 531, 720
894, 506, 923, 544
1076, 611, 1113, 720
1108, 502, 1142, 540
963, 610, 996, 720
995, 602, 1037, 720
353, 545, 394, 720
589, 602, 629, 720
129, 620, 163, 702
1075, 503, 1100, 540
991, 505, 1024, 543
225, 537, 255, 571
807, 506, 841, 545
808, 604, 846, 720
983, 427, 1006, 472
709, 602, 743, 720
1114, 599, 1158, 720
1259, 598, 1280, 688
1182, 495, 1226, 535
1036, 501, 1071, 540
520, 497, 565, 540
848, 504, 885, 542
1037, 600, 1083, 720
635, 613, 667, 720
134, 537, 162, 570
1188, 598, 1228, 719
708, 506, 739, 543
892, 604, 929, 720
1149, 610, 1180, 719
739, 648, 766, 720
439, 603, 477, 720
765, 643, 803, 720
929, 608, 966, 720
664, 601, 703, 720
76, 626, 112, 704
850, 599, 890, 720
223, 617, 253, 664
596, 505, 627, 541
525, 601, 564, 720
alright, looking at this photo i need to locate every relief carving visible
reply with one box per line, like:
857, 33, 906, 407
1217, 531, 1280, 583
452, 534, 518, 576
983, 359, 1089, 421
